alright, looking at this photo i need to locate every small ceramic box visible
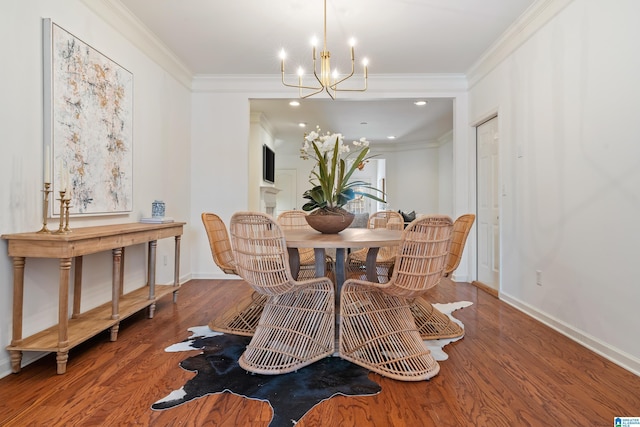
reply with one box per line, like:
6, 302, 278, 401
151, 200, 165, 218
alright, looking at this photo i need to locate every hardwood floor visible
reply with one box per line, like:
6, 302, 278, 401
1, 279, 638, 426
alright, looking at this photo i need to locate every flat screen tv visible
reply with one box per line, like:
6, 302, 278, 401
263, 144, 275, 183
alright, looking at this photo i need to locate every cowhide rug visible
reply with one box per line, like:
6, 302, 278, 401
152, 301, 471, 426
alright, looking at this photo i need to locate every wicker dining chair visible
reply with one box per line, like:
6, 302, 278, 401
339, 215, 453, 381
276, 210, 333, 280
201, 212, 237, 275
346, 210, 404, 282
230, 212, 335, 375
201, 212, 266, 337
443, 213, 476, 278
410, 213, 476, 340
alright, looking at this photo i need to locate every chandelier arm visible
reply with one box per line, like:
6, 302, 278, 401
329, 65, 356, 89
301, 86, 328, 99
312, 66, 323, 87
330, 79, 368, 93
323, 85, 336, 100
281, 72, 323, 91
281, 80, 324, 91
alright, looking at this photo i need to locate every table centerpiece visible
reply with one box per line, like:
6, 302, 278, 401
300, 126, 385, 233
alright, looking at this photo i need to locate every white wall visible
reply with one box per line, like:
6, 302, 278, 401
189, 92, 249, 278
276, 151, 310, 211
380, 144, 440, 215
468, 0, 640, 373
438, 132, 454, 217
0, 1, 192, 376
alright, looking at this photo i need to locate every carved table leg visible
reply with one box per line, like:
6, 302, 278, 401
56, 351, 69, 375
10, 257, 25, 373
111, 248, 122, 321
72, 256, 83, 319
147, 240, 157, 318
173, 235, 181, 303
57, 258, 72, 375
110, 323, 120, 342
9, 350, 22, 374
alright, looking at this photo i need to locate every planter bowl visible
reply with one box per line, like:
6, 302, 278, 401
305, 209, 355, 234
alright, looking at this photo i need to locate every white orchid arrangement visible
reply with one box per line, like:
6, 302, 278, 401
300, 126, 385, 211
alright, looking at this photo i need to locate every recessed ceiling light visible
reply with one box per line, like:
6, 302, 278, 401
360, 121, 368, 125
414, 100, 427, 106
289, 101, 300, 107
387, 136, 396, 140
298, 122, 307, 127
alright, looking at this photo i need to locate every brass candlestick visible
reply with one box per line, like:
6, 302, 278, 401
64, 199, 72, 232
37, 182, 52, 233
54, 191, 67, 234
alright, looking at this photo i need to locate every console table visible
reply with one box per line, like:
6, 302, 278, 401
2, 222, 185, 374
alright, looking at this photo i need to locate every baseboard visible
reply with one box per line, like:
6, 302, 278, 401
190, 273, 242, 280
500, 292, 640, 377
471, 280, 499, 298
451, 272, 469, 282
0, 351, 50, 379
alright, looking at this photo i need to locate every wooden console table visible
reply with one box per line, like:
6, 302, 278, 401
2, 222, 185, 374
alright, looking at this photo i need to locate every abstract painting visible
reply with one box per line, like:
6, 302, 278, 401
44, 19, 133, 215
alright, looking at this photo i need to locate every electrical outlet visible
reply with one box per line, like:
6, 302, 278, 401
163, 255, 168, 266
536, 270, 542, 286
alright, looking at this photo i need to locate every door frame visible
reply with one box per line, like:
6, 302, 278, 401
471, 111, 501, 295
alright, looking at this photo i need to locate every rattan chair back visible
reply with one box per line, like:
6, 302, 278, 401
277, 210, 311, 229
201, 212, 237, 275
368, 210, 404, 230
230, 212, 295, 296
385, 215, 454, 298
277, 210, 314, 260
346, 211, 405, 282
277, 210, 335, 281
444, 213, 475, 277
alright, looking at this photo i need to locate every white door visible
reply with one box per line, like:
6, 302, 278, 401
476, 117, 500, 290
275, 169, 297, 217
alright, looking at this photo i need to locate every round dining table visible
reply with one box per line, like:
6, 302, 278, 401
283, 228, 403, 289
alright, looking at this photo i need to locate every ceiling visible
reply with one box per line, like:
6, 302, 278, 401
118, 0, 535, 149
250, 98, 455, 152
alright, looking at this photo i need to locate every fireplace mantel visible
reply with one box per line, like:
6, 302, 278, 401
260, 186, 280, 215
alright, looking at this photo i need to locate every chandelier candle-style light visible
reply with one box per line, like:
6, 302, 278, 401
279, 0, 368, 99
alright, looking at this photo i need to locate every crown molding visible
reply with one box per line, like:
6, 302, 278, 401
372, 139, 440, 153
82, 0, 193, 89
466, 0, 574, 89
250, 112, 274, 136
191, 73, 467, 96
372, 128, 453, 152
84, 0, 568, 96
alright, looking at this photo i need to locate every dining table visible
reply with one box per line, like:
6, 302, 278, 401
284, 227, 403, 290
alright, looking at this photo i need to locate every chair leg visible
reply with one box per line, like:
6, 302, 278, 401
339, 283, 440, 381
239, 283, 335, 375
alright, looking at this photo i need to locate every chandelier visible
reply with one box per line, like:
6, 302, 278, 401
279, 0, 368, 99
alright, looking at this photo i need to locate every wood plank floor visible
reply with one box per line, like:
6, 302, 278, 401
0, 279, 638, 426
